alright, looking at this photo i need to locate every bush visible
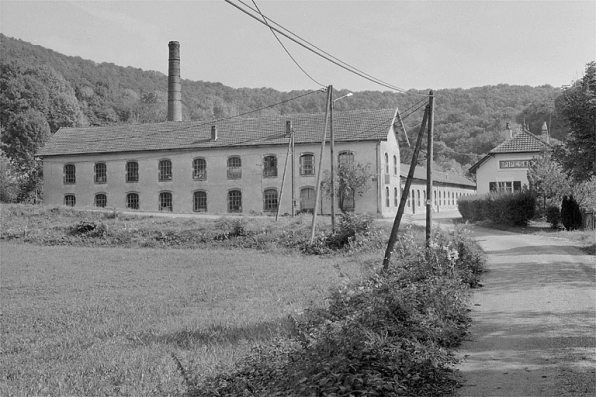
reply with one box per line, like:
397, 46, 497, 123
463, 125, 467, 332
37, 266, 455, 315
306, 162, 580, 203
192, 227, 485, 396
561, 195, 583, 231
546, 205, 561, 229
458, 191, 536, 226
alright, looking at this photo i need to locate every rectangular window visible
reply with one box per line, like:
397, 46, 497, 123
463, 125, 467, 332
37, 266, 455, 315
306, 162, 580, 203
193, 191, 207, 212
95, 194, 107, 208
227, 157, 242, 179
263, 155, 278, 177
513, 181, 522, 192
228, 190, 242, 212
159, 192, 173, 212
338, 151, 354, 165
193, 158, 207, 180
263, 189, 278, 212
127, 193, 139, 210
300, 154, 315, 175
126, 161, 139, 183
63, 164, 76, 184
489, 182, 497, 192
95, 163, 107, 184
64, 194, 76, 207
498, 181, 513, 193
159, 160, 172, 181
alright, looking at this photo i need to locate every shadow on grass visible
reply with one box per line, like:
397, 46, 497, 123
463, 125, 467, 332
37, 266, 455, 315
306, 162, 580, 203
134, 317, 296, 349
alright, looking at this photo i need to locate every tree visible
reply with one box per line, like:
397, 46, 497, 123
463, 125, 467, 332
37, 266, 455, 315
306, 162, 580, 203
321, 162, 373, 213
553, 62, 596, 182
561, 195, 583, 231
527, 150, 571, 213
0, 150, 19, 203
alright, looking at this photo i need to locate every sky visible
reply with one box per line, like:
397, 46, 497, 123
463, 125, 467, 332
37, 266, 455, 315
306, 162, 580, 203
1, 0, 595, 92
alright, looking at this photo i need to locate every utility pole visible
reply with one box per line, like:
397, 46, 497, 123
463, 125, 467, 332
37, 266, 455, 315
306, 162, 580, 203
426, 90, 435, 244
291, 129, 295, 217
382, 105, 430, 271
329, 86, 336, 232
310, 86, 332, 243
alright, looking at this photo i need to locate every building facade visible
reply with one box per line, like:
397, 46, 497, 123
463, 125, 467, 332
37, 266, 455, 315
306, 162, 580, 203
38, 109, 405, 217
470, 128, 551, 195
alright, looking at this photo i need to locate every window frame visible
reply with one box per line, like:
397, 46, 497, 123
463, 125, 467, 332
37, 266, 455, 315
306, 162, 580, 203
394, 187, 398, 207
193, 190, 207, 212
385, 186, 390, 207
64, 194, 76, 207
159, 191, 173, 212
94, 193, 107, 208
94, 162, 107, 184
300, 153, 315, 176
63, 164, 76, 184
158, 159, 173, 182
126, 161, 139, 183
126, 192, 139, 210
384, 153, 389, 174
338, 150, 354, 165
228, 189, 242, 213
192, 158, 207, 181
393, 155, 398, 175
227, 156, 242, 179
263, 155, 278, 178
263, 188, 279, 212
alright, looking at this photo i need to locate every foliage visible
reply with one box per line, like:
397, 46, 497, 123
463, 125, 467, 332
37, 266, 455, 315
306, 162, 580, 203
321, 162, 373, 213
561, 195, 583, 231
527, 150, 571, 214
545, 205, 561, 229
552, 62, 596, 182
193, 227, 484, 396
458, 191, 536, 226
0, 151, 19, 202
570, 176, 596, 212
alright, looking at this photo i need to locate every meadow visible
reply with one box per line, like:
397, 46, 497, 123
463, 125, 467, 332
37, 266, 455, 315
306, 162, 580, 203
1, 241, 367, 396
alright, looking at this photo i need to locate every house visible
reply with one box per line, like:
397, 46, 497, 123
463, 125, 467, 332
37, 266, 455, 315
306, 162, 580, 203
400, 164, 476, 215
469, 125, 551, 195
36, 108, 405, 217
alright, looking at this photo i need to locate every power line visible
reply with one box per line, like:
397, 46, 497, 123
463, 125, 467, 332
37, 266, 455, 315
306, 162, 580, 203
225, 0, 429, 96
250, 0, 325, 88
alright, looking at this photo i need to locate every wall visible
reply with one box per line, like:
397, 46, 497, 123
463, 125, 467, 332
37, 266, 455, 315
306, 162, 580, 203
475, 152, 540, 195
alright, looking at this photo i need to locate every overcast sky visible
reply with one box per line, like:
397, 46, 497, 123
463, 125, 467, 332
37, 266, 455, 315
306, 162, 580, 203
2, 0, 594, 92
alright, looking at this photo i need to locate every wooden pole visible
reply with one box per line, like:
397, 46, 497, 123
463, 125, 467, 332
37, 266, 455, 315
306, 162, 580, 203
276, 133, 293, 221
291, 129, 295, 217
310, 86, 332, 243
382, 105, 430, 271
329, 86, 336, 232
426, 90, 435, 244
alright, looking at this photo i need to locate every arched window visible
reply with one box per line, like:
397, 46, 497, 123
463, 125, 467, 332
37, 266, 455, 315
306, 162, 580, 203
300, 153, 315, 175
338, 150, 354, 165
394, 187, 398, 207
159, 191, 173, 212
193, 158, 207, 180
385, 187, 390, 207
263, 188, 278, 212
407, 188, 410, 207
227, 157, 242, 179
228, 190, 242, 212
263, 155, 278, 177
64, 194, 76, 207
393, 155, 398, 175
126, 193, 139, 210
94, 163, 107, 184
193, 190, 207, 212
95, 193, 107, 208
158, 159, 172, 181
384, 153, 389, 174
63, 164, 76, 184
126, 161, 139, 182
417, 190, 421, 207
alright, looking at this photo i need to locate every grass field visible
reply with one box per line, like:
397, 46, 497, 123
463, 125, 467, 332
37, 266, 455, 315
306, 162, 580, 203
0, 242, 368, 396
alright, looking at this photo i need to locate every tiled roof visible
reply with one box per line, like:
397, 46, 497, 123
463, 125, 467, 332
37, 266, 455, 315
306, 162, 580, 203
489, 129, 550, 154
37, 109, 397, 157
400, 164, 476, 188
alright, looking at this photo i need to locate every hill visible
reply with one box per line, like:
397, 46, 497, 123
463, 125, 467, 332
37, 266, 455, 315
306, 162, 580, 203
1, 33, 567, 177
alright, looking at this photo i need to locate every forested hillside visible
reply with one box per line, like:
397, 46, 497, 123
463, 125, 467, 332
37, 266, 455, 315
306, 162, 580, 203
1, 33, 567, 179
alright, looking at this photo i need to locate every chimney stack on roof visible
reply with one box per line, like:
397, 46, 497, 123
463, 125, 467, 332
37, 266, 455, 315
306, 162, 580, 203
285, 120, 292, 137
167, 41, 182, 122
211, 125, 218, 141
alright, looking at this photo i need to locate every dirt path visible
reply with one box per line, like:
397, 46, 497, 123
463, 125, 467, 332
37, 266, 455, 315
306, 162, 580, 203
456, 226, 596, 396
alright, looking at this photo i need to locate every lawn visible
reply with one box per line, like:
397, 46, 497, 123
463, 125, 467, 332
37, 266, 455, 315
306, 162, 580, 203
0, 242, 366, 396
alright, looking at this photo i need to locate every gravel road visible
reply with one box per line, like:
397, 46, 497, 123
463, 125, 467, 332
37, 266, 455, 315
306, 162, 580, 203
456, 226, 596, 396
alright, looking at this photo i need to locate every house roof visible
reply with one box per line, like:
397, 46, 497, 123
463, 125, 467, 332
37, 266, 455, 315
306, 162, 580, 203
37, 108, 398, 157
469, 129, 551, 174
400, 164, 476, 188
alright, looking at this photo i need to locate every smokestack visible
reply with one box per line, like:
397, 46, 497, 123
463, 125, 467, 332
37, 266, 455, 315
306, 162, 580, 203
285, 120, 292, 137
167, 41, 182, 122
211, 125, 218, 141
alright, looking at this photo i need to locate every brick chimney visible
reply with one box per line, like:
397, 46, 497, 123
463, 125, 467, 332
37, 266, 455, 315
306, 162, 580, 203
167, 41, 182, 122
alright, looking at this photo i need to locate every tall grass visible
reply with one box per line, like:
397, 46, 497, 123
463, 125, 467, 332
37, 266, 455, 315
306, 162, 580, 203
0, 243, 365, 396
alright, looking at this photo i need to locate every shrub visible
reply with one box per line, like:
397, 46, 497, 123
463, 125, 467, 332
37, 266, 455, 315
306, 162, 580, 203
561, 195, 583, 231
546, 205, 561, 229
458, 191, 536, 226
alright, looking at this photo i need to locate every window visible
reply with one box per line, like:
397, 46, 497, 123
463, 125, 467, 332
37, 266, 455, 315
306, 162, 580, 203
159, 160, 172, 181
385, 187, 390, 207
159, 191, 173, 212
263, 188, 278, 212
263, 155, 278, 177
63, 164, 76, 184
64, 194, 76, 207
95, 163, 107, 184
498, 181, 513, 193
193, 158, 207, 180
95, 193, 107, 208
126, 193, 139, 210
193, 191, 207, 212
394, 187, 399, 207
393, 155, 398, 175
300, 153, 315, 175
338, 150, 354, 165
513, 181, 522, 192
227, 156, 242, 179
417, 190, 421, 207
407, 189, 411, 207
434, 190, 437, 206
228, 190, 242, 212
384, 153, 389, 174
300, 187, 315, 213
126, 161, 139, 183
